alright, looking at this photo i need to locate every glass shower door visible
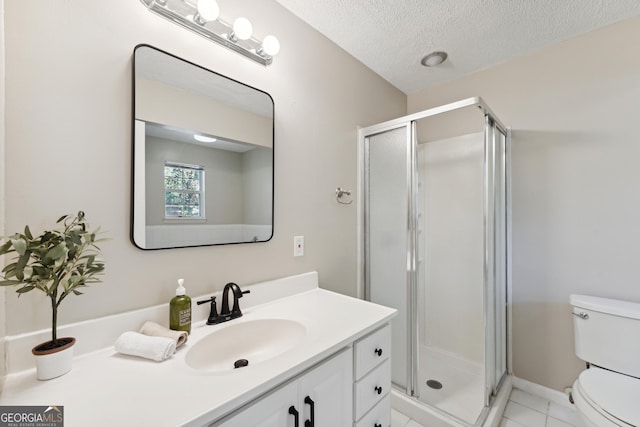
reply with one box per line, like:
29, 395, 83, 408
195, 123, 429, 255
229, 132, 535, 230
364, 123, 416, 393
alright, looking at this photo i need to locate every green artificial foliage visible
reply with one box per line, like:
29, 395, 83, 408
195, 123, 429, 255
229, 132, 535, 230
0, 211, 107, 348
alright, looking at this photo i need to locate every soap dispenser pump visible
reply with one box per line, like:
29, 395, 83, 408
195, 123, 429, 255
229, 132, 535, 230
170, 278, 191, 334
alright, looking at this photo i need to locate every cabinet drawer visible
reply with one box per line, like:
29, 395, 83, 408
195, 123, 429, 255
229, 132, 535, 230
355, 325, 390, 379
354, 359, 391, 420
355, 393, 391, 427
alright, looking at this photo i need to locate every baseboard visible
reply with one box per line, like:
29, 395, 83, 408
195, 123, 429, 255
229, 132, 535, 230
512, 376, 572, 407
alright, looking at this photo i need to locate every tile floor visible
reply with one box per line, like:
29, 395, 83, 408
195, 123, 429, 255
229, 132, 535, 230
391, 387, 583, 427
392, 409, 426, 427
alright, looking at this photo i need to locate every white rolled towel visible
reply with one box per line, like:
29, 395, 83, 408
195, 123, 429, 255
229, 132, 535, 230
115, 331, 176, 362
139, 321, 188, 348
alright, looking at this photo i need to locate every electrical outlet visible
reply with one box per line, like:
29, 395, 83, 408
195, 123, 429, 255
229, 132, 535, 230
294, 236, 304, 257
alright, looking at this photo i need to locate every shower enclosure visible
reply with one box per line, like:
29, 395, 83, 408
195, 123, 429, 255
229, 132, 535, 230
357, 98, 510, 426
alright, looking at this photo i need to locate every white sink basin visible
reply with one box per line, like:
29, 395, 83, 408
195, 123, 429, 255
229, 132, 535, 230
185, 319, 306, 372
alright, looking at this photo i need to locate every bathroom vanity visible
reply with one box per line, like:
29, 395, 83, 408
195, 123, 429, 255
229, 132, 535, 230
0, 272, 396, 426
213, 324, 392, 427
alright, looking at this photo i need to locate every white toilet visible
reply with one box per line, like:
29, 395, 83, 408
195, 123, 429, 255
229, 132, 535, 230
570, 294, 640, 427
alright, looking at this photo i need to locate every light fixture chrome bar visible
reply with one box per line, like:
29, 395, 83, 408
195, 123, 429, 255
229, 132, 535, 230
140, 0, 273, 66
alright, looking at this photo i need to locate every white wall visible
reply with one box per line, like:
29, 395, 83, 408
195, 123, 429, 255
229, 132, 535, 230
408, 16, 640, 391
2, 0, 405, 336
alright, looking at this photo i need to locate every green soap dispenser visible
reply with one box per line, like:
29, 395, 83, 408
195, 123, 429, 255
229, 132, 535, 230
170, 278, 191, 334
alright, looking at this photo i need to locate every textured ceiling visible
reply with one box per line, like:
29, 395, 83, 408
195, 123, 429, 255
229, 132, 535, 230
275, 0, 640, 94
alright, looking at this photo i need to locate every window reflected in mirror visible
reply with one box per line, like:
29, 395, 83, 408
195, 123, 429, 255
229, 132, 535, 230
164, 161, 205, 219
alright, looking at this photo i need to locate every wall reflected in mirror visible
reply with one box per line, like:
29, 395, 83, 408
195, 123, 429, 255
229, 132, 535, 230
132, 45, 274, 249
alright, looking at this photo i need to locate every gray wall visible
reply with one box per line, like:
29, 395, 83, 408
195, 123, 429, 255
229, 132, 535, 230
408, 15, 640, 391
242, 147, 273, 225
2, 0, 405, 337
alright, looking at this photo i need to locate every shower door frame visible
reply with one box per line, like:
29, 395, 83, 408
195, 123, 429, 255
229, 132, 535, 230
483, 115, 510, 408
357, 97, 510, 417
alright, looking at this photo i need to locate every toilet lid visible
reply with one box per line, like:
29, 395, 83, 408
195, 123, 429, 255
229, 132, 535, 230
579, 368, 640, 426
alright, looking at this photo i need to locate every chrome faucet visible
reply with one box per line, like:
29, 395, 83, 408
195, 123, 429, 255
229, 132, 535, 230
196, 282, 250, 325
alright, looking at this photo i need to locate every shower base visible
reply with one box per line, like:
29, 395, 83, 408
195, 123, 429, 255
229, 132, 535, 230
418, 345, 484, 424
391, 346, 512, 427
392, 376, 511, 427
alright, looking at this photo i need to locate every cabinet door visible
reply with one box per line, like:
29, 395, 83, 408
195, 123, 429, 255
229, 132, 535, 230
299, 348, 353, 427
212, 348, 354, 427
212, 381, 298, 427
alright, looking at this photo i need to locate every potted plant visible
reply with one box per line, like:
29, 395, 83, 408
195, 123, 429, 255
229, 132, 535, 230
0, 211, 107, 380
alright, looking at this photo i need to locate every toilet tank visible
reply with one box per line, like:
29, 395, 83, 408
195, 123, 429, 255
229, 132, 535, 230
571, 294, 640, 378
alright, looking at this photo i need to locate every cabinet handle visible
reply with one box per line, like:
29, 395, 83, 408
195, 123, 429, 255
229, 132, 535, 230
304, 396, 315, 427
374, 386, 383, 395
374, 348, 383, 357
375, 424, 382, 427
288, 406, 299, 427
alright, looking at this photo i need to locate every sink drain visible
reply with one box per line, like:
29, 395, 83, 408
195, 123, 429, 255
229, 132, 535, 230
234, 359, 249, 369
426, 379, 443, 390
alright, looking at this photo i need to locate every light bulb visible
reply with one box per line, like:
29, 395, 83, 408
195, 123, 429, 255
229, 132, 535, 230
197, 0, 219, 21
261, 35, 280, 56
232, 17, 253, 41
193, 0, 218, 25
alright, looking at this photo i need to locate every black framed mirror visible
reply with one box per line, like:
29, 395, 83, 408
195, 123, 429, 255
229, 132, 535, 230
132, 45, 274, 249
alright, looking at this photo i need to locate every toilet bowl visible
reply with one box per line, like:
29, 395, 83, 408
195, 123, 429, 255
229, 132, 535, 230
571, 366, 639, 426
570, 295, 640, 427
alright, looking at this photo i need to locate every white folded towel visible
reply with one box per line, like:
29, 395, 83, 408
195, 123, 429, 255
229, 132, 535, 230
114, 331, 176, 362
139, 321, 188, 348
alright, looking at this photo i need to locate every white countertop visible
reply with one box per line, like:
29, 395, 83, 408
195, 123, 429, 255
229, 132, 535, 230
0, 285, 396, 426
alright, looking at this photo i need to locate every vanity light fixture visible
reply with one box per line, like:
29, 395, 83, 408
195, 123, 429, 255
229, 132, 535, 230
140, 0, 280, 66
194, 134, 217, 143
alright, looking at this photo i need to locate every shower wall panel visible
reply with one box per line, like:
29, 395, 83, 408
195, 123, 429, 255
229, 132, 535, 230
418, 132, 485, 364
